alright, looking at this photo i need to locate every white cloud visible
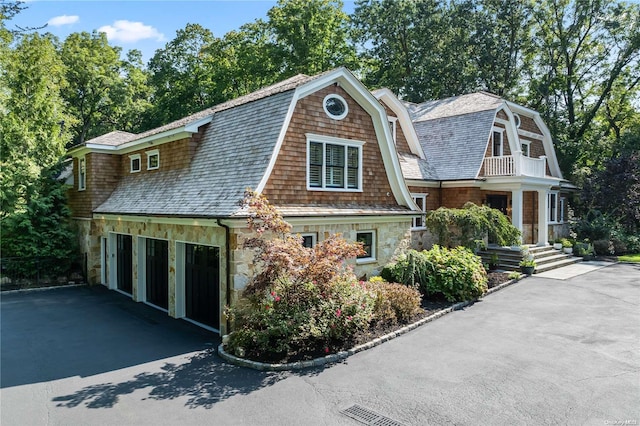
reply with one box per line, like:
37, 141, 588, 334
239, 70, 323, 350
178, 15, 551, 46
98, 20, 165, 43
47, 15, 79, 27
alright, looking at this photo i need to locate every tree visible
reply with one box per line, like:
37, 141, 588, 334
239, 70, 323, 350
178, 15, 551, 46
525, 0, 640, 177
111, 49, 153, 133
60, 31, 124, 145
267, 0, 357, 77
0, 33, 71, 216
147, 24, 225, 127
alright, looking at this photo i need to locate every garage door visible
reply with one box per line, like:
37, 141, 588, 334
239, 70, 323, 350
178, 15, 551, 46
185, 244, 220, 330
146, 238, 168, 309
116, 234, 133, 294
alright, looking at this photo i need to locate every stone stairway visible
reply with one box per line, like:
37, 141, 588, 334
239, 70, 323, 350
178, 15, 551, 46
479, 245, 581, 274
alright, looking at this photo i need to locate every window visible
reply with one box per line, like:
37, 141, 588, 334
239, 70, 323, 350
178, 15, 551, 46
356, 231, 376, 262
492, 129, 503, 156
146, 149, 159, 170
307, 135, 364, 191
513, 113, 521, 128
323, 94, 348, 120
548, 192, 558, 223
78, 156, 86, 191
521, 141, 530, 157
388, 116, 398, 144
412, 194, 427, 230
130, 154, 141, 173
559, 197, 566, 223
300, 233, 317, 248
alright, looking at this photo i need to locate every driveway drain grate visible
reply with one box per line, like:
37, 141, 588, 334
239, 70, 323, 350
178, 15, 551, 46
341, 404, 405, 426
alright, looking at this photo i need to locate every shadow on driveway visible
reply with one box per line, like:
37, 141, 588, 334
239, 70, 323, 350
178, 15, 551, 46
1, 285, 217, 388
51, 350, 296, 409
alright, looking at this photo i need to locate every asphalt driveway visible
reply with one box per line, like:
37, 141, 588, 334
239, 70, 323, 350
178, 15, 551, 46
1, 263, 638, 425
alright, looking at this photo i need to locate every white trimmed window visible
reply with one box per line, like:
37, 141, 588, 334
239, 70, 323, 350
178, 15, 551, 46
521, 141, 530, 157
559, 197, 566, 223
388, 116, 398, 144
513, 113, 521, 128
130, 154, 141, 173
307, 134, 364, 191
146, 149, 159, 170
412, 194, 427, 230
323, 94, 348, 120
548, 191, 558, 223
492, 128, 504, 157
356, 231, 376, 263
301, 233, 317, 248
78, 156, 86, 191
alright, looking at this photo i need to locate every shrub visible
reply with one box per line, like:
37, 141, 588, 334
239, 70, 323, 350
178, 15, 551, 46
366, 279, 422, 325
225, 190, 375, 361
383, 246, 488, 302
424, 202, 521, 249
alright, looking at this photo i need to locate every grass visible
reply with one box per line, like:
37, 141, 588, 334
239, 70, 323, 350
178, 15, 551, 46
618, 253, 640, 263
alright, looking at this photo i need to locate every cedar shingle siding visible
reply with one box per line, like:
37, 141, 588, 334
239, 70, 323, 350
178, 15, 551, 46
263, 86, 397, 207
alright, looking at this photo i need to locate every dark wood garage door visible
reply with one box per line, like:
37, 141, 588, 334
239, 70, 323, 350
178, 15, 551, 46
116, 234, 133, 294
185, 244, 220, 330
146, 239, 168, 309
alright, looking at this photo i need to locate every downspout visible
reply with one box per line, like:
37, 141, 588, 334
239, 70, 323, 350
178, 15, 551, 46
438, 181, 443, 207
217, 218, 232, 335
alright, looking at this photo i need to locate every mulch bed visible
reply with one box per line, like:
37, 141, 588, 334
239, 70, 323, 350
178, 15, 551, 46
247, 271, 509, 364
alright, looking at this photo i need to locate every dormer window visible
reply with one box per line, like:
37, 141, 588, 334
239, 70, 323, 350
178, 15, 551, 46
323, 94, 348, 120
388, 116, 398, 144
146, 149, 159, 170
492, 129, 504, 157
130, 154, 141, 173
78, 156, 86, 191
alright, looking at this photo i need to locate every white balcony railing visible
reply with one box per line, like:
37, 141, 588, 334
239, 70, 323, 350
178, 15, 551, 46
483, 152, 546, 178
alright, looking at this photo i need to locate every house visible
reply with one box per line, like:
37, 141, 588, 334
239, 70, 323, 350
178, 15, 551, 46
373, 89, 574, 249
67, 68, 419, 335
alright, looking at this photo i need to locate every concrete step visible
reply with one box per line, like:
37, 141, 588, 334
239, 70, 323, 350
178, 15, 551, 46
534, 253, 576, 265
534, 256, 582, 274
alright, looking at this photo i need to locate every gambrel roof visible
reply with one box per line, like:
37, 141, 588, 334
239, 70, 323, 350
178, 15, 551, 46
85, 68, 416, 218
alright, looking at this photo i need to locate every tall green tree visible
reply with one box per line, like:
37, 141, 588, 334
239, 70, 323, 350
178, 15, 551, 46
0, 33, 71, 216
147, 24, 225, 127
525, 0, 640, 177
60, 31, 123, 145
111, 49, 153, 133
267, 0, 357, 76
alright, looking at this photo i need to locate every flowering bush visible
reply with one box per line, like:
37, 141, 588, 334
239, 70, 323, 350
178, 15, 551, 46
225, 190, 377, 361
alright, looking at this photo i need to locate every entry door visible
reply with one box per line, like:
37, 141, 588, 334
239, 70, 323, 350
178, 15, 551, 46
486, 195, 508, 215
146, 239, 168, 309
185, 244, 220, 329
116, 234, 133, 294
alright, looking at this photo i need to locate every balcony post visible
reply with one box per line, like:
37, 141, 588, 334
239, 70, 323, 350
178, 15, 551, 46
514, 151, 522, 176
537, 189, 549, 246
511, 188, 523, 242
540, 156, 547, 177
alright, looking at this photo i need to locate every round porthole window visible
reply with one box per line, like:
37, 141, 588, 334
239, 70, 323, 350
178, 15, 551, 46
323, 94, 348, 120
513, 113, 521, 128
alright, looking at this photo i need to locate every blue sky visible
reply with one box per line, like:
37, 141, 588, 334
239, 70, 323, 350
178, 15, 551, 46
11, 1, 357, 62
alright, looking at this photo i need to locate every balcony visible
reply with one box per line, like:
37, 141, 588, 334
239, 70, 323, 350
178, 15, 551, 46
483, 153, 547, 178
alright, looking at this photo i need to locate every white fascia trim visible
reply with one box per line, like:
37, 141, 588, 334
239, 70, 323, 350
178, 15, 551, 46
440, 180, 485, 188
373, 88, 426, 159
496, 105, 520, 156
284, 214, 413, 226
255, 67, 418, 212
93, 214, 222, 227
405, 179, 441, 188
506, 101, 562, 179
71, 115, 214, 157
517, 129, 544, 141
480, 175, 561, 190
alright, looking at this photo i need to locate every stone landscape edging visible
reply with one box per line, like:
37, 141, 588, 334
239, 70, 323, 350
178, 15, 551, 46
217, 276, 523, 371
1, 283, 86, 295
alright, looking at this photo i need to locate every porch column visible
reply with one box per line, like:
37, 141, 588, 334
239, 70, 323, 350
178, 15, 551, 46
511, 188, 523, 243
537, 189, 549, 246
